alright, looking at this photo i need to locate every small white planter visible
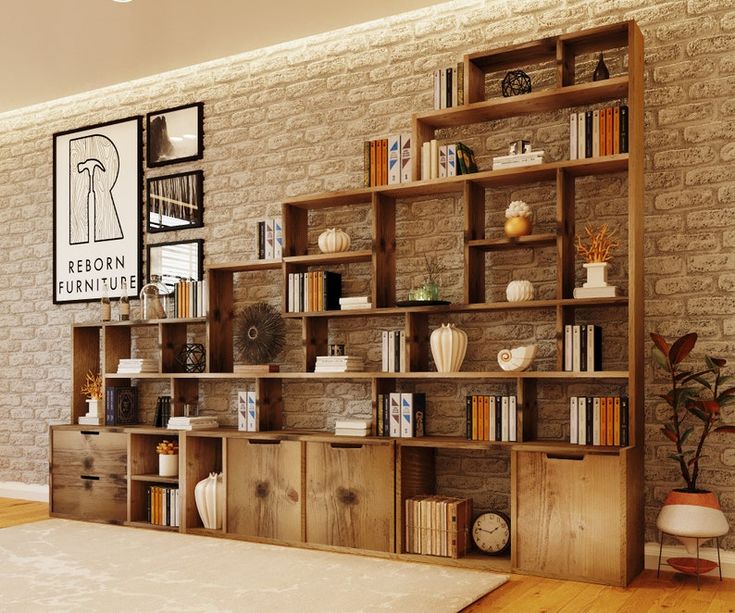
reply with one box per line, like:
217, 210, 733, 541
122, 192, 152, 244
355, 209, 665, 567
158, 454, 179, 477
582, 262, 609, 288
85, 399, 101, 417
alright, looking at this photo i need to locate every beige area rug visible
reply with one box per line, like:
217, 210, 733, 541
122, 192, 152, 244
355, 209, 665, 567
0, 519, 507, 612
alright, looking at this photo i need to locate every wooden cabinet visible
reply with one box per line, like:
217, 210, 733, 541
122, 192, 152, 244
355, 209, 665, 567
227, 438, 302, 541
305, 440, 395, 552
50, 428, 127, 523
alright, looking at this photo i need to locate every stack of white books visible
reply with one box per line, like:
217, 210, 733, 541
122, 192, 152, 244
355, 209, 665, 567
167, 416, 219, 431
492, 150, 545, 170
335, 419, 372, 437
314, 355, 364, 373
339, 296, 372, 310
78, 415, 102, 425
117, 358, 158, 374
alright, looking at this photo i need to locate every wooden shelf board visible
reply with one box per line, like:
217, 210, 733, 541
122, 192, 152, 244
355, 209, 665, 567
258, 370, 629, 380
558, 20, 631, 55
283, 250, 372, 266
399, 551, 511, 573
104, 372, 259, 380
512, 441, 626, 455
397, 436, 514, 450
130, 473, 179, 484
126, 521, 179, 532
467, 36, 557, 71
206, 260, 281, 272
415, 77, 629, 129
468, 233, 557, 251
103, 317, 206, 327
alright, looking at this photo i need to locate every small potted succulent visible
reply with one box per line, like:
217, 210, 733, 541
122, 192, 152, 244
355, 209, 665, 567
651, 332, 734, 554
80, 371, 103, 418
504, 200, 532, 237
156, 439, 179, 477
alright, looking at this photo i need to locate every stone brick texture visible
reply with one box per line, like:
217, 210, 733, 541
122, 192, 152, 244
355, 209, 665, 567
1, 0, 734, 549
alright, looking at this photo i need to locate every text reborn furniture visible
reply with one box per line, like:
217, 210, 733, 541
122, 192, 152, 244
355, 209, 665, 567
51, 21, 644, 585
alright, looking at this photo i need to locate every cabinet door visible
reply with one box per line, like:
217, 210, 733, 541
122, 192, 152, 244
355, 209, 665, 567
305, 441, 394, 552
52, 429, 127, 477
513, 450, 625, 585
227, 438, 302, 541
51, 473, 127, 522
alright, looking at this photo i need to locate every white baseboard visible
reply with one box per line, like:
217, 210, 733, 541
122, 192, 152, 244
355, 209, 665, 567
0, 481, 49, 502
645, 541, 735, 579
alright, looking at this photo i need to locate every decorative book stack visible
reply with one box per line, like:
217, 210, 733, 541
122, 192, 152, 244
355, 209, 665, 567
147, 486, 180, 527
117, 358, 157, 374
492, 149, 545, 170
563, 324, 602, 372
256, 217, 283, 260
404, 496, 472, 559
339, 296, 371, 310
334, 418, 372, 437
172, 278, 208, 318
377, 392, 426, 438
570, 396, 629, 447
287, 271, 341, 313
364, 134, 412, 187
167, 416, 219, 431
432, 63, 464, 109
465, 395, 517, 442
569, 105, 628, 160
237, 391, 258, 432
382, 330, 406, 373
314, 355, 364, 373
421, 140, 477, 180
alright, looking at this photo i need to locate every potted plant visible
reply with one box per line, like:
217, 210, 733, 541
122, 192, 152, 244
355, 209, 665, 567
80, 371, 103, 418
409, 255, 443, 302
574, 223, 619, 298
651, 332, 734, 554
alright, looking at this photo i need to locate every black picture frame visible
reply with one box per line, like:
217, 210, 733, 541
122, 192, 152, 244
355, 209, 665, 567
146, 239, 204, 291
146, 102, 204, 168
147, 170, 204, 233
53, 115, 143, 304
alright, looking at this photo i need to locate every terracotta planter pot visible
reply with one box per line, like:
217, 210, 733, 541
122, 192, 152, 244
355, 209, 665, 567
656, 489, 729, 554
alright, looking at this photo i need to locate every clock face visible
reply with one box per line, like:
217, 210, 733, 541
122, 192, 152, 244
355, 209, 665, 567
472, 512, 510, 554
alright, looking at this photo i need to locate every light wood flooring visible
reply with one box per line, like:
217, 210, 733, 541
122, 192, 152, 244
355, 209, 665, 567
1, 497, 733, 611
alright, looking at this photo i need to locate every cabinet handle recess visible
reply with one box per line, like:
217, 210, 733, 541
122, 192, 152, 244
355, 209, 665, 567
248, 439, 281, 445
545, 453, 584, 461
330, 443, 363, 449
80, 475, 100, 480
80, 430, 101, 436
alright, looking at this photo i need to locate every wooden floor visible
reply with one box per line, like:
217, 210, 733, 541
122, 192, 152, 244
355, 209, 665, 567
1, 498, 733, 611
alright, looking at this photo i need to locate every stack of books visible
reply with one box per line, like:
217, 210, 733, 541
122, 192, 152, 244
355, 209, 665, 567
432, 63, 464, 109
465, 395, 517, 442
570, 105, 628, 160
172, 279, 208, 319
421, 140, 477, 180
563, 324, 602, 372
147, 486, 179, 527
167, 416, 219, 431
153, 396, 171, 428
256, 217, 284, 260
287, 271, 341, 313
237, 391, 259, 432
363, 134, 412, 186
382, 330, 406, 373
339, 296, 371, 311
404, 495, 472, 558
314, 355, 364, 373
334, 418, 372, 437
117, 358, 157, 374
492, 150, 545, 170
377, 392, 426, 438
570, 396, 629, 447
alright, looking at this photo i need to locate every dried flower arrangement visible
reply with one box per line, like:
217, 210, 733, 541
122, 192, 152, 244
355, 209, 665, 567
80, 371, 103, 400
423, 255, 443, 285
156, 440, 179, 455
575, 224, 619, 263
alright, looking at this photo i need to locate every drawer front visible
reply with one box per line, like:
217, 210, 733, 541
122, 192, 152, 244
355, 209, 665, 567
306, 441, 394, 552
227, 438, 302, 541
52, 430, 127, 476
513, 450, 624, 584
51, 472, 127, 523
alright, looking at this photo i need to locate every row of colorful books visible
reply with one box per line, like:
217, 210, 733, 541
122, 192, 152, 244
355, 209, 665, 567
377, 393, 426, 438
570, 396, 629, 446
405, 495, 472, 559
146, 485, 180, 527
563, 324, 603, 372
105, 386, 137, 426
432, 63, 465, 109
286, 271, 341, 312
256, 217, 284, 260
465, 395, 518, 442
363, 135, 412, 186
421, 140, 477, 180
382, 330, 406, 373
172, 278, 208, 319
570, 105, 629, 160
237, 391, 259, 431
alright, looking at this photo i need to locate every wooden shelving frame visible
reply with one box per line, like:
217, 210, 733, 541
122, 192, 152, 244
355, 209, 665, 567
56, 21, 644, 586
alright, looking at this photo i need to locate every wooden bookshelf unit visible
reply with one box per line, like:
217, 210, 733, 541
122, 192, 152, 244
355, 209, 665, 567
51, 21, 644, 586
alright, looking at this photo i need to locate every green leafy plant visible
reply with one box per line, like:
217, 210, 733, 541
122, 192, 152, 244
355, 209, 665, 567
651, 332, 735, 492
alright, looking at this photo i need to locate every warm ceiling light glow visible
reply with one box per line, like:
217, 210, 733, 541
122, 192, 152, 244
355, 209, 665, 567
113, 0, 133, 3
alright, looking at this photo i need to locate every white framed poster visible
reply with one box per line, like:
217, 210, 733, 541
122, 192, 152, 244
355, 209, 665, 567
53, 116, 143, 303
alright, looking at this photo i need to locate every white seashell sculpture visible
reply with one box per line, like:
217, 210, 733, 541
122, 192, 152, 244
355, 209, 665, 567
318, 228, 351, 253
194, 472, 224, 530
497, 344, 538, 372
430, 323, 468, 372
506, 280, 535, 302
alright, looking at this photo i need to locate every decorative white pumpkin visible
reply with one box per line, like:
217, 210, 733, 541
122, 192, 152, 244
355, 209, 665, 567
497, 344, 537, 372
194, 472, 224, 530
506, 280, 534, 302
430, 323, 468, 372
318, 228, 351, 253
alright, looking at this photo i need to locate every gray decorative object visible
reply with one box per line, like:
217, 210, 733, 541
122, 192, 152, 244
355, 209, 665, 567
501, 70, 532, 97
234, 303, 286, 364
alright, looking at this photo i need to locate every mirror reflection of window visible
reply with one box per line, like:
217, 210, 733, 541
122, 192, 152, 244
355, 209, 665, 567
148, 240, 202, 291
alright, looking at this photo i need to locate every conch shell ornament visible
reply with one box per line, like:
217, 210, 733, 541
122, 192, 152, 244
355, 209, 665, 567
497, 344, 538, 371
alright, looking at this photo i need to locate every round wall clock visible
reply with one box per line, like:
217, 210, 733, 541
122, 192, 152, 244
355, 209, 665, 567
472, 511, 511, 555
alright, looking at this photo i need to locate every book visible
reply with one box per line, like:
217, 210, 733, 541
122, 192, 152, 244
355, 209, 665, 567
509, 395, 517, 442
570, 397, 578, 444
586, 324, 602, 371
620, 397, 629, 446
614, 396, 621, 446
421, 141, 431, 180
572, 324, 581, 372
456, 61, 464, 106
466, 396, 472, 439
569, 112, 577, 160
593, 397, 601, 446
600, 107, 607, 156
577, 113, 585, 159
247, 391, 258, 432
400, 393, 414, 438
430, 139, 439, 179
370, 140, 377, 187
388, 135, 401, 184
106, 386, 137, 426
573, 285, 618, 298
274, 218, 283, 259
592, 109, 600, 157
335, 428, 370, 437
400, 133, 412, 183
433, 69, 441, 110
335, 419, 372, 430
620, 105, 629, 153
580, 323, 588, 372
564, 324, 573, 371
258, 221, 265, 259
613, 106, 620, 154
605, 107, 613, 155
501, 395, 509, 442
265, 218, 274, 260
606, 396, 614, 446
438, 145, 447, 178
363, 141, 371, 187
446, 66, 453, 107
389, 393, 401, 437
578, 396, 586, 445
381, 331, 389, 372
447, 143, 457, 177
585, 110, 593, 158
440, 69, 447, 109
237, 391, 248, 431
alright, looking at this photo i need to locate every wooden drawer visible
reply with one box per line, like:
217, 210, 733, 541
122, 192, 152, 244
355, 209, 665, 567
52, 429, 127, 477
305, 440, 394, 552
51, 472, 127, 523
227, 438, 302, 541
512, 450, 626, 585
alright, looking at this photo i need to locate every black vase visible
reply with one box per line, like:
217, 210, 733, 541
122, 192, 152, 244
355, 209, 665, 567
593, 53, 609, 81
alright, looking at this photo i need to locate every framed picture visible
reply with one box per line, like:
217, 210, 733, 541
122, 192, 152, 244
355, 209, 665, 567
147, 170, 204, 233
147, 102, 203, 167
147, 239, 204, 291
53, 116, 143, 304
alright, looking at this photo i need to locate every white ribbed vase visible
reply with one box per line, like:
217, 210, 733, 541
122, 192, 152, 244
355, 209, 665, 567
430, 323, 468, 373
194, 472, 224, 530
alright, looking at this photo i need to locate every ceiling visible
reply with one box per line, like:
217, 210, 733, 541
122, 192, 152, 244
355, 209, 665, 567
0, 0, 448, 114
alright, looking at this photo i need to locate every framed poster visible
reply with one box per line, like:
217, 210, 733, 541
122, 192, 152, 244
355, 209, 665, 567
53, 116, 143, 304
147, 170, 204, 233
146, 239, 204, 291
147, 102, 204, 168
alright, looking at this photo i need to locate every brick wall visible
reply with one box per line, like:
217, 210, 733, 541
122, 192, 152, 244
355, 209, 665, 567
1, 0, 734, 549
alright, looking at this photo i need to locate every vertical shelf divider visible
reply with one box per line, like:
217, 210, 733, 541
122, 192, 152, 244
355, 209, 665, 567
556, 168, 576, 371
405, 312, 429, 372
372, 193, 396, 308
72, 325, 102, 423
256, 377, 284, 431
463, 180, 486, 304
206, 268, 233, 373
